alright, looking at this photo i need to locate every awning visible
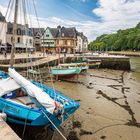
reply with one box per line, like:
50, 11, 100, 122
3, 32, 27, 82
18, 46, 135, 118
15, 43, 34, 49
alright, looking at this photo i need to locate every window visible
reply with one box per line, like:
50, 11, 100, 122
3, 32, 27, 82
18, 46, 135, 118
30, 39, 32, 44
17, 29, 21, 35
46, 34, 49, 37
8, 28, 12, 33
17, 37, 20, 43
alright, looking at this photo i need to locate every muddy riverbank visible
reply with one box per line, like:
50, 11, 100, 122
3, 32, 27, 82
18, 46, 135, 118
49, 69, 140, 140
8, 67, 140, 140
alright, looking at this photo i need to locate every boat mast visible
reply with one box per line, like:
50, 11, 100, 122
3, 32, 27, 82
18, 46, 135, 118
10, 0, 19, 67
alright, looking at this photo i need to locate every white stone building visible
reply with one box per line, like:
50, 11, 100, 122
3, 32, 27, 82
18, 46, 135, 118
76, 32, 88, 53
6, 22, 33, 52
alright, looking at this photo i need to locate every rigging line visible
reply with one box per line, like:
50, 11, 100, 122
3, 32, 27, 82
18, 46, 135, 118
30, 0, 56, 100
46, 61, 57, 100
21, 108, 32, 140
1, 0, 14, 45
0, 0, 11, 38
7, 0, 14, 21
19, 0, 23, 25
19, 0, 27, 72
32, 0, 43, 76
22, 0, 30, 78
23, 0, 40, 83
22, 0, 28, 26
41, 110, 67, 140
10, 0, 19, 67
40, 31, 56, 99
27, 0, 40, 81
31, 0, 44, 86
40, 31, 57, 100
32, 0, 41, 33
21, 0, 27, 74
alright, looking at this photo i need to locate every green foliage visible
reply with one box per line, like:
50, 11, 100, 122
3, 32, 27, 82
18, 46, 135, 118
89, 22, 140, 51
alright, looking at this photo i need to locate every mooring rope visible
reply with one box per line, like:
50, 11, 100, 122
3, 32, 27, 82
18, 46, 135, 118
21, 108, 32, 140
41, 110, 67, 140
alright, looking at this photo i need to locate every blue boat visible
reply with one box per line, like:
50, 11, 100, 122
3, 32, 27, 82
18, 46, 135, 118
0, 0, 79, 131
0, 70, 80, 129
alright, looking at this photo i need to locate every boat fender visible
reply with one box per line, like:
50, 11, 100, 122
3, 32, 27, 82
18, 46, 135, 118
0, 112, 7, 121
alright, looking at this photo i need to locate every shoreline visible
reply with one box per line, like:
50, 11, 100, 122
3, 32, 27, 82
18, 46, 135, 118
108, 51, 140, 57
51, 69, 140, 140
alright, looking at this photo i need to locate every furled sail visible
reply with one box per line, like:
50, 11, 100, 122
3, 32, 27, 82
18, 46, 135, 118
8, 68, 56, 114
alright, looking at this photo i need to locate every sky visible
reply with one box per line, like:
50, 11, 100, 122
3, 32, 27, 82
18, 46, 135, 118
0, 0, 140, 41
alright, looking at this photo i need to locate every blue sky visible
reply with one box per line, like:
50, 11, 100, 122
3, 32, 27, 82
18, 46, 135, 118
36, 0, 99, 21
0, 0, 140, 41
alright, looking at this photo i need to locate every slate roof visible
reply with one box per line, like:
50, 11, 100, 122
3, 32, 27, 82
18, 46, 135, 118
61, 27, 76, 38
43, 26, 87, 41
30, 28, 45, 36
7, 22, 32, 36
76, 31, 88, 42
0, 12, 6, 22
47, 26, 77, 38
48, 27, 59, 38
83, 36, 88, 42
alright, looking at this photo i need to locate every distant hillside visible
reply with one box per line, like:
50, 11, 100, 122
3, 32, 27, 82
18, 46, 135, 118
89, 22, 140, 51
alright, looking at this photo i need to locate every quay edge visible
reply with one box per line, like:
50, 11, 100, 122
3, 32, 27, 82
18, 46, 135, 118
0, 55, 131, 71
0, 117, 21, 140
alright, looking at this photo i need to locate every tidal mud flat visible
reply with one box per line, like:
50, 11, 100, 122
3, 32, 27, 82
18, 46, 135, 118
51, 69, 140, 140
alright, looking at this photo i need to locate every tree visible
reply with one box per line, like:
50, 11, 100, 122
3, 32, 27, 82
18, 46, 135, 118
89, 21, 140, 51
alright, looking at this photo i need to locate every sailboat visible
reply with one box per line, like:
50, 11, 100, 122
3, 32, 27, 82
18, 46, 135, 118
51, 28, 82, 79
0, 0, 79, 129
51, 66, 81, 79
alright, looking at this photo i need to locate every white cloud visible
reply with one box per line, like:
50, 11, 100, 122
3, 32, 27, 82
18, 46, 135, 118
92, 0, 140, 38
0, 0, 140, 42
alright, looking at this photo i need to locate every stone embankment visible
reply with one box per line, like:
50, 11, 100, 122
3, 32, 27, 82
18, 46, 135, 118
0, 52, 131, 71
